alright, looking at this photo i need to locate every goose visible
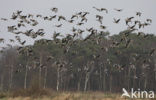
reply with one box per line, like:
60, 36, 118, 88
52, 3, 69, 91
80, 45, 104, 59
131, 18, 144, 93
58, 16, 66, 21
100, 25, 106, 29
113, 18, 120, 23
136, 12, 142, 17
1, 18, 8, 21
114, 8, 123, 12
51, 7, 58, 13
55, 24, 62, 27
77, 22, 84, 26
146, 19, 152, 23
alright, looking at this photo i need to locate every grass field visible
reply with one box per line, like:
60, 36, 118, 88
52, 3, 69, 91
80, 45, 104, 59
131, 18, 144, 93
0, 92, 154, 100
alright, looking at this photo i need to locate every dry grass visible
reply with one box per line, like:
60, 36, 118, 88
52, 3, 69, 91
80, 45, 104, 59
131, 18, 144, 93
10, 88, 52, 98
0, 92, 154, 100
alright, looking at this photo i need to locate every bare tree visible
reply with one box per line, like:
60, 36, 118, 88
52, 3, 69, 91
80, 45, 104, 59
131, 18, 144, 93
84, 61, 94, 91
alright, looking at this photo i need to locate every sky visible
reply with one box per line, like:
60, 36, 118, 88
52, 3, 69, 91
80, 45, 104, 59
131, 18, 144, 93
0, 0, 156, 46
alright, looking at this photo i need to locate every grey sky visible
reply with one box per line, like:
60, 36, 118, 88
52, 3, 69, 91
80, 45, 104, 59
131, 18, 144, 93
0, 0, 156, 46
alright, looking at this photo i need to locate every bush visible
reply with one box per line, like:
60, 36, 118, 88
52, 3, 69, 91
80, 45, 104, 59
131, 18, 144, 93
0, 92, 7, 99
11, 76, 52, 98
11, 88, 52, 98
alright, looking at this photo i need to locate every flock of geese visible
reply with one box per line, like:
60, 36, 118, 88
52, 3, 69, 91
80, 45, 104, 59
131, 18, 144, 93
0, 7, 155, 61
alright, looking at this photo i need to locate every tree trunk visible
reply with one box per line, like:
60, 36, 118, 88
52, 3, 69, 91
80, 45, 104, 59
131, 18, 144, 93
127, 67, 131, 91
9, 65, 13, 89
144, 75, 147, 90
109, 74, 112, 92
39, 55, 43, 88
77, 77, 82, 91
84, 62, 94, 91
24, 64, 28, 89
44, 67, 48, 89
39, 67, 42, 88
103, 73, 106, 91
155, 72, 156, 81
99, 66, 102, 90
0, 74, 3, 91
84, 72, 89, 91
56, 67, 60, 91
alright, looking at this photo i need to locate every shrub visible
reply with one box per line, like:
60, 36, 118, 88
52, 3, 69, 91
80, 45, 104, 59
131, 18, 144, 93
0, 92, 7, 99
11, 88, 52, 98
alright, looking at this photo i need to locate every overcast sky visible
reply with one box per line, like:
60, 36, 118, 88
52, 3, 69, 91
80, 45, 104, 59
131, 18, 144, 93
0, 0, 156, 46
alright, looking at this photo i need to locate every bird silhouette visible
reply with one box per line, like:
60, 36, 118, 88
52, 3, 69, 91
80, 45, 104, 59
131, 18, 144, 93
36, 14, 42, 18
43, 16, 49, 20
96, 15, 103, 24
51, 7, 58, 13
113, 18, 120, 24
146, 19, 152, 23
11, 13, 18, 20
20, 40, 26, 45
77, 22, 84, 26
114, 8, 123, 12
134, 20, 140, 25
68, 20, 74, 23
55, 24, 62, 27
58, 16, 66, 21
81, 17, 87, 22
28, 14, 33, 18
1, 18, 8, 21
71, 15, 78, 19
17, 23, 25, 28
93, 7, 108, 13
125, 17, 134, 25
53, 31, 61, 39
77, 29, 84, 34
100, 25, 106, 29
136, 12, 142, 17
8, 25, 17, 32
93, 7, 101, 12
137, 32, 144, 36
16, 10, 22, 15
101, 8, 108, 13
84, 30, 96, 41
128, 25, 136, 29
9, 39, 15, 43
0, 38, 5, 43
86, 27, 93, 32
49, 15, 57, 20
81, 12, 89, 17
71, 27, 77, 32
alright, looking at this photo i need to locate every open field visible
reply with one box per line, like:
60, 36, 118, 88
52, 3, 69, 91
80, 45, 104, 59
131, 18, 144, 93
0, 92, 154, 100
